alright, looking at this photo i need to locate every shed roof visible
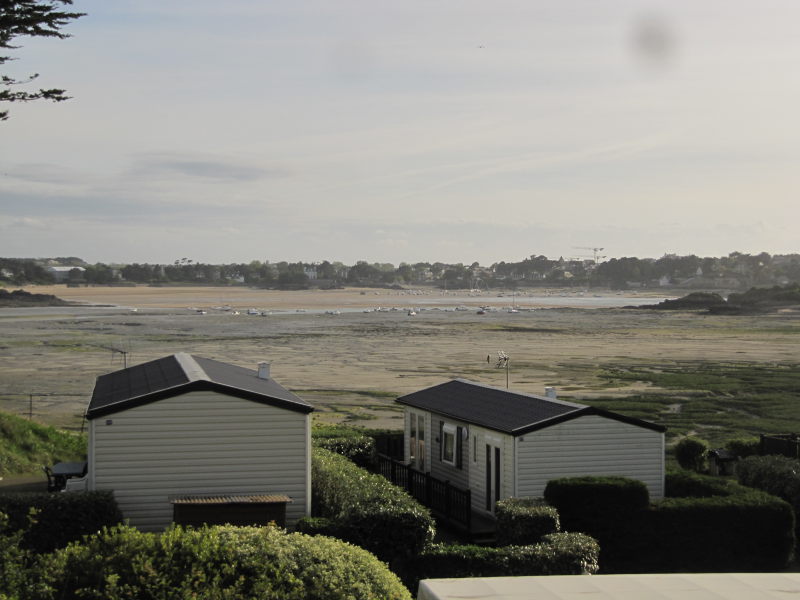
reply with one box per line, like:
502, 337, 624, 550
396, 379, 665, 436
86, 353, 313, 419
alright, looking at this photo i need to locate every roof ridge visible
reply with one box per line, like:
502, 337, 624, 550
174, 352, 209, 382
450, 378, 586, 409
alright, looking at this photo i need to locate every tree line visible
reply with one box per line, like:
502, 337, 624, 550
1, 252, 799, 290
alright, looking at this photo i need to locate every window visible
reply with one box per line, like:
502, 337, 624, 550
442, 423, 456, 465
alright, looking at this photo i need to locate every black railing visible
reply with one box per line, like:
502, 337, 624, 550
376, 454, 472, 529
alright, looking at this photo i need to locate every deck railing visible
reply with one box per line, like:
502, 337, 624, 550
376, 454, 472, 529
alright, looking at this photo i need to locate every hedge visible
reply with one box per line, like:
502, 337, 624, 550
0, 491, 122, 553
674, 437, 709, 472
544, 474, 795, 572
544, 476, 649, 530
736, 454, 800, 542
648, 489, 795, 572
311, 447, 435, 563
495, 497, 560, 546
313, 436, 376, 468
32, 524, 411, 600
402, 533, 599, 591
665, 469, 738, 498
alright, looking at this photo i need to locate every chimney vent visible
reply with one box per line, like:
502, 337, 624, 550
544, 386, 557, 399
258, 362, 271, 380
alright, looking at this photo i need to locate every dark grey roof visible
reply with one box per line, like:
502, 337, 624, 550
87, 353, 313, 419
396, 379, 665, 435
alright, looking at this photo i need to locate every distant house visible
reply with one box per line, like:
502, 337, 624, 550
396, 380, 665, 516
83, 353, 313, 531
47, 266, 84, 282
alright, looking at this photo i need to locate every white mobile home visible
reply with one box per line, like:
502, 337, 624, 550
397, 379, 665, 516
84, 353, 313, 531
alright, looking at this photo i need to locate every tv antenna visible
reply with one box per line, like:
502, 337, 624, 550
100, 342, 132, 369
488, 350, 510, 388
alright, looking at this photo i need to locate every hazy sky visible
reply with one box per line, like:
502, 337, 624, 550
2, 1, 799, 265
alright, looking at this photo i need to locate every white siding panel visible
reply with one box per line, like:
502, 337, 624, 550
516, 415, 664, 500
428, 413, 470, 491
90, 391, 310, 531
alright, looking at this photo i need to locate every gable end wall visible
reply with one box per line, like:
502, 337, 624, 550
89, 390, 309, 531
515, 414, 664, 499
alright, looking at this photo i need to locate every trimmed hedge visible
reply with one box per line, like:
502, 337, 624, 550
33, 524, 412, 600
726, 437, 760, 459
545, 474, 795, 572
0, 490, 122, 553
495, 497, 560, 546
313, 436, 376, 468
311, 447, 435, 563
544, 476, 649, 531
403, 533, 599, 590
737, 454, 800, 542
665, 469, 738, 498
649, 489, 794, 572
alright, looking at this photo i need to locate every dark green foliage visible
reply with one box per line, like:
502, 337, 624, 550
0, 411, 86, 476
545, 473, 795, 572
649, 490, 795, 572
311, 447, 435, 563
295, 516, 339, 537
495, 497, 560, 546
674, 437, 709, 472
737, 454, 800, 542
0, 490, 122, 553
313, 435, 376, 468
33, 524, 412, 600
403, 533, 598, 590
1, 1, 86, 121
726, 437, 760, 458
544, 476, 649, 524
665, 469, 738, 498
0, 511, 34, 599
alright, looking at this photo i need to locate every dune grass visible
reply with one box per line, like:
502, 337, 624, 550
0, 411, 86, 476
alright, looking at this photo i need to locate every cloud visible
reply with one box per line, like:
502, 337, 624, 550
130, 154, 288, 182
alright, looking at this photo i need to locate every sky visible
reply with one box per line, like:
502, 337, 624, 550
1, 0, 799, 266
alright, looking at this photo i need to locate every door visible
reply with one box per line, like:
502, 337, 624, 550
485, 442, 502, 512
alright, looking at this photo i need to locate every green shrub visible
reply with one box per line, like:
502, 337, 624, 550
736, 454, 800, 541
726, 437, 760, 459
544, 476, 649, 525
495, 497, 560, 546
665, 470, 738, 498
33, 523, 411, 600
295, 516, 339, 537
403, 533, 598, 591
736, 455, 800, 505
0, 491, 122, 553
312, 447, 434, 563
674, 437, 709, 472
648, 490, 795, 572
313, 435, 376, 468
0, 511, 33, 599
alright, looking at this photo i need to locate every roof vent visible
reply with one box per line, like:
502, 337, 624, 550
544, 386, 557, 399
257, 362, 271, 380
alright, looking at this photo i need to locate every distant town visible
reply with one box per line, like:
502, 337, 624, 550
1, 251, 798, 291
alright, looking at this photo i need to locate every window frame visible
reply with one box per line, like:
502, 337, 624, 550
442, 423, 457, 466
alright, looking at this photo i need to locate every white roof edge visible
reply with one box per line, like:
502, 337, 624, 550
174, 352, 209, 382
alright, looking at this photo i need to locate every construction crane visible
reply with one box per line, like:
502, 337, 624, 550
573, 247, 606, 264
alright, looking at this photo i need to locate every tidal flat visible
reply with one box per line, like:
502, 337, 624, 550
1, 286, 798, 444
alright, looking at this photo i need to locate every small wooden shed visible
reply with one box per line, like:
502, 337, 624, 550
84, 353, 313, 531
397, 379, 665, 516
